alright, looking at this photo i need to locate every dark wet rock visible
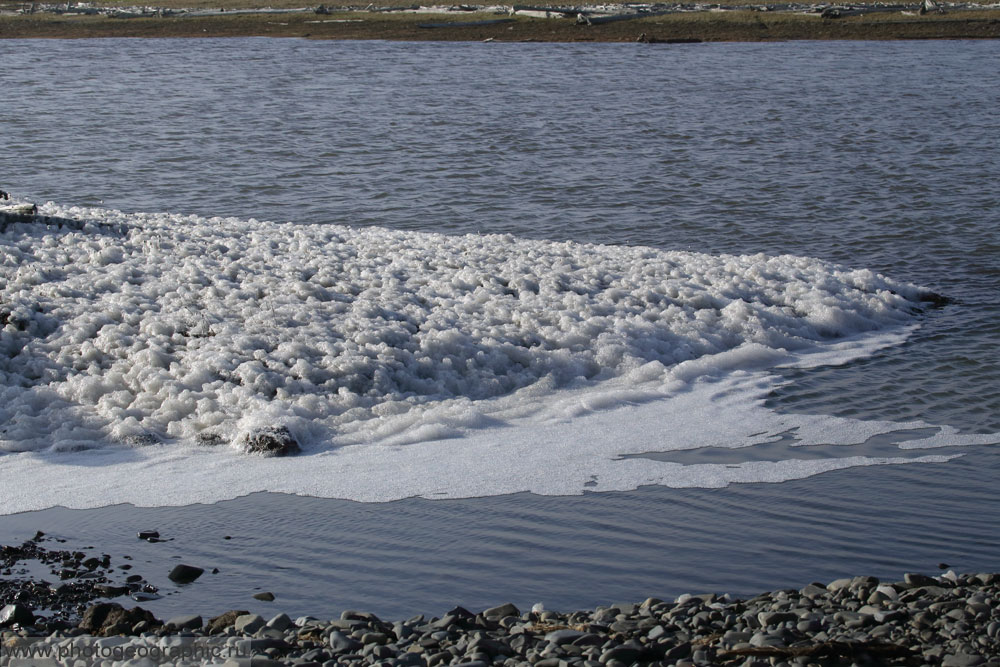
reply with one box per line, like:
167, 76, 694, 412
76, 602, 159, 636
918, 291, 951, 307
0, 603, 34, 628
94, 584, 129, 598
237, 425, 301, 456
137, 530, 160, 540
254, 591, 276, 601
196, 431, 226, 446
167, 563, 204, 584
78, 602, 120, 633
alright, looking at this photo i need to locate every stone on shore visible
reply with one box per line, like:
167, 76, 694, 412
206, 609, 251, 634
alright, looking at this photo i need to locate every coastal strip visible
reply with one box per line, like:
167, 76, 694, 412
2, 2, 999, 41
2, 537, 998, 666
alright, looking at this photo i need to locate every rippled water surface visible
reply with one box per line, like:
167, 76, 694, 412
1, 38, 998, 616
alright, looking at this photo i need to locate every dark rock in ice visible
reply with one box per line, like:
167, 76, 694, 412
0, 603, 35, 628
167, 563, 204, 584
253, 591, 276, 601
197, 431, 225, 446
237, 426, 301, 457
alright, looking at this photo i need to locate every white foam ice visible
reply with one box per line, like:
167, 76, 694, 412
1, 202, 996, 513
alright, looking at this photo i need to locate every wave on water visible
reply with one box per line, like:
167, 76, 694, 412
1, 202, 996, 512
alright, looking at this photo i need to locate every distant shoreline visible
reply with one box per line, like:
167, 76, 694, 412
2, 3, 999, 41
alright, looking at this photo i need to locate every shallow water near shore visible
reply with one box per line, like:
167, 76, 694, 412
1, 38, 999, 617
2, 445, 1000, 620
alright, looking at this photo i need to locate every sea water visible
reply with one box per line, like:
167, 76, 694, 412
0, 38, 998, 618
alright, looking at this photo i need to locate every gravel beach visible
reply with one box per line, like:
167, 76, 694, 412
2, 534, 999, 666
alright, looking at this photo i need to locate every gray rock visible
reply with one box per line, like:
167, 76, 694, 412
165, 614, 203, 630
207, 610, 251, 634
482, 602, 519, 620
234, 613, 266, 634
749, 632, 785, 648
874, 609, 907, 623
942, 654, 985, 667
800, 583, 828, 599
545, 629, 588, 644
826, 578, 853, 592
266, 613, 292, 631
468, 636, 513, 657
599, 646, 642, 664
757, 611, 797, 627
328, 630, 363, 654
796, 619, 821, 633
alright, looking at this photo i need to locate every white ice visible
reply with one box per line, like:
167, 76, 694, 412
1, 202, 996, 513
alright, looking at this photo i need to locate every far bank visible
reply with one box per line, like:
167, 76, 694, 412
2, 3, 999, 41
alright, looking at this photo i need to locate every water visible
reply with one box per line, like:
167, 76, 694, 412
1, 38, 999, 618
